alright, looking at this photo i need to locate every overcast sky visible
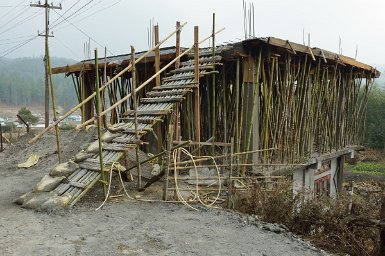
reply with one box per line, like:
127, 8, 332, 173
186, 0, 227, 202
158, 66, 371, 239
0, 0, 384, 67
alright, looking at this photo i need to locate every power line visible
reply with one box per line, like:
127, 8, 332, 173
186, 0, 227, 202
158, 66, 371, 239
0, 5, 29, 7
0, 34, 35, 42
50, 0, 94, 30
55, 0, 122, 31
54, 0, 106, 26
52, 9, 114, 55
53, 36, 81, 60
0, 9, 43, 37
49, 0, 81, 28
0, 0, 26, 24
0, 5, 30, 29
0, 35, 38, 57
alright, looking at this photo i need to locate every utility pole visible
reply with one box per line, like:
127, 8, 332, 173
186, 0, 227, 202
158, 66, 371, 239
30, 1, 62, 128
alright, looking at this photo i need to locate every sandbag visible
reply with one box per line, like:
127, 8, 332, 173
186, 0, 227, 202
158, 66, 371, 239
17, 154, 39, 168
21, 191, 56, 209
102, 130, 120, 143
86, 140, 104, 153
14, 191, 35, 205
39, 194, 73, 211
74, 150, 93, 163
49, 161, 79, 177
34, 174, 65, 192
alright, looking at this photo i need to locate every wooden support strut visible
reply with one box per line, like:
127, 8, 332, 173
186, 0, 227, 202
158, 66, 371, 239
28, 22, 188, 144
154, 24, 163, 163
194, 26, 201, 152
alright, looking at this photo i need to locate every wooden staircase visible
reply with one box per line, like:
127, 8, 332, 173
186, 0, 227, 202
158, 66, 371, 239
17, 46, 229, 210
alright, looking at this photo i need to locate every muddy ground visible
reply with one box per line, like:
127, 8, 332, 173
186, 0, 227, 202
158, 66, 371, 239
0, 130, 325, 256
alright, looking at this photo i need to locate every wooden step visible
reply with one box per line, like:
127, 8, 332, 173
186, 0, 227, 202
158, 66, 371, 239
140, 96, 185, 103
146, 89, 192, 97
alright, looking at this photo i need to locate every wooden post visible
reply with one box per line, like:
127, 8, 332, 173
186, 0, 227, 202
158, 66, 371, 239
163, 118, 174, 201
47, 38, 62, 163
0, 124, 3, 152
94, 49, 107, 197
337, 155, 345, 193
17, 114, 30, 133
154, 24, 163, 162
175, 21, 181, 69
227, 137, 234, 208
131, 46, 142, 189
235, 58, 240, 173
380, 191, 385, 255
194, 26, 201, 151
211, 13, 216, 146
154, 25, 161, 87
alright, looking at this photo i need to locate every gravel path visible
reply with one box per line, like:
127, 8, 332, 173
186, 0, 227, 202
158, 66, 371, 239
0, 130, 325, 256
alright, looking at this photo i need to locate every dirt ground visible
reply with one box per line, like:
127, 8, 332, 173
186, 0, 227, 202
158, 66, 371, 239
0, 130, 325, 256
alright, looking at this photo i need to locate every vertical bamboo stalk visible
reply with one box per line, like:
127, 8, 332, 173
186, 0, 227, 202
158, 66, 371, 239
94, 49, 107, 197
235, 59, 240, 173
211, 13, 216, 147
154, 24, 163, 161
47, 40, 61, 163
154, 25, 161, 87
227, 137, 234, 208
131, 46, 142, 189
175, 21, 181, 69
194, 26, 201, 152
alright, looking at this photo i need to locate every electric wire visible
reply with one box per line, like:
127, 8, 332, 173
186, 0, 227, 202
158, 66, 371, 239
54, 0, 122, 32
0, 35, 38, 57
52, 9, 114, 55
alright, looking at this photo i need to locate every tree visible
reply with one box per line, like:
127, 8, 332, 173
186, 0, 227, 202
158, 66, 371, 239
18, 107, 39, 124
364, 85, 385, 149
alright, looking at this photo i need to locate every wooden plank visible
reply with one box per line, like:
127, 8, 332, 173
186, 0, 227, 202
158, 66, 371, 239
125, 109, 172, 116
146, 89, 191, 97
264, 37, 377, 73
140, 97, 185, 103
152, 84, 198, 90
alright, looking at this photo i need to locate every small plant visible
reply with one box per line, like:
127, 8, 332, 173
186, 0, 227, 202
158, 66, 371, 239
17, 107, 39, 124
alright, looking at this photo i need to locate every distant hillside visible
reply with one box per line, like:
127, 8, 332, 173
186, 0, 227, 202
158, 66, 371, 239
0, 57, 78, 110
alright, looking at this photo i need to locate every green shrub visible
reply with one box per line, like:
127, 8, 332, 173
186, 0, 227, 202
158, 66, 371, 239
18, 107, 39, 124
352, 162, 385, 176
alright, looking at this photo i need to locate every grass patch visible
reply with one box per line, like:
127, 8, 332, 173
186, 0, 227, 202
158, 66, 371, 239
351, 162, 385, 176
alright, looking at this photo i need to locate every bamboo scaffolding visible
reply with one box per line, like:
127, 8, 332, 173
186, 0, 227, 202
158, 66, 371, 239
79, 27, 225, 128
28, 23, 188, 144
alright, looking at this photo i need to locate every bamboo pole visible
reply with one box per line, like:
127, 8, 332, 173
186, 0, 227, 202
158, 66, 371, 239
175, 21, 181, 69
211, 13, 216, 148
235, 59, 240, 173
94, 49, 107, 197
194, 26, 201, 154
46, 38, 62, 163
131, 46, 142, 189
28, 23, 187, 144
154, 24, 163, 162
227, 137, 234, 208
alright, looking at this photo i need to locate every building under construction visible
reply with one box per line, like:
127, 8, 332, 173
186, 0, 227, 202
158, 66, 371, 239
17, 21, 380, 210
